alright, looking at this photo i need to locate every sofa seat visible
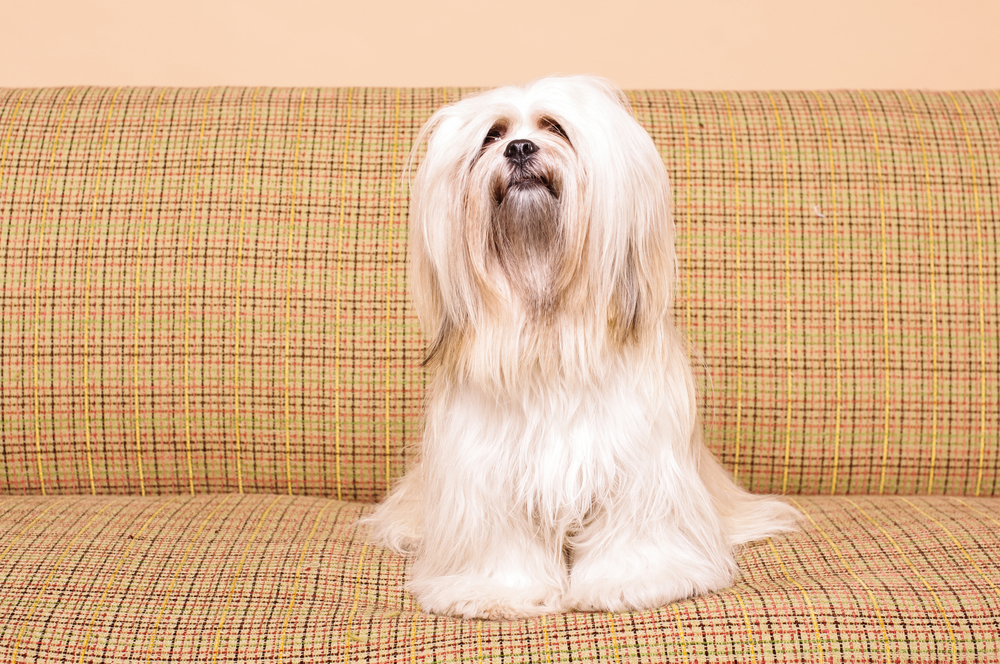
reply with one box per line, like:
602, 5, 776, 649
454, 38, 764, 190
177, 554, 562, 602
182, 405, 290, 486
1, 493, 997, 663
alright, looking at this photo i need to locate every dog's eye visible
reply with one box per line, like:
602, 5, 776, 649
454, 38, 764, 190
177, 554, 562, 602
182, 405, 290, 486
483, 126, 504, 146
541, 118, 568, 141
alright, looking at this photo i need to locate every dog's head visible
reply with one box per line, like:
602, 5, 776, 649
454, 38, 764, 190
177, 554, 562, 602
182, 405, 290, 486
409, 76, 675, 370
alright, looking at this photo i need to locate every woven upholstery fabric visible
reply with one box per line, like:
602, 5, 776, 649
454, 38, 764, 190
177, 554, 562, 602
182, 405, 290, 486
0, 494, 998, 663
0, 88, 998, 499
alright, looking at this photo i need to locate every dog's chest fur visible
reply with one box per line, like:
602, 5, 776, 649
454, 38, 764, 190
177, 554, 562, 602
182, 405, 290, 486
430, 364, 666, 529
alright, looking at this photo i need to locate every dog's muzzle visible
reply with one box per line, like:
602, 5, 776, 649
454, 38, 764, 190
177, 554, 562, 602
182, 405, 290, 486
500, 139, 557, 198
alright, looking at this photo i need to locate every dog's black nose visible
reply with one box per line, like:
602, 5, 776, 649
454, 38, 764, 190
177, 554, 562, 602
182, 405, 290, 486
504, 139, 537, 165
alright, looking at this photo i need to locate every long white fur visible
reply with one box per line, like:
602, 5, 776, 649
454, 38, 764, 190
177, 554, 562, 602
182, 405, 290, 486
364, 75, 801, 620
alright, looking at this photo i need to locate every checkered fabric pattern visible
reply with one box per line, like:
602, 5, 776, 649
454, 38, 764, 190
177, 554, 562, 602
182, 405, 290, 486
1, 88, 999, 662
0, 494, 998, 663
0, 88, 998, 499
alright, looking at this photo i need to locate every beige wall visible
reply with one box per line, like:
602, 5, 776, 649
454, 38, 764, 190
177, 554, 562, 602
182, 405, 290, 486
3, 0, 999, 89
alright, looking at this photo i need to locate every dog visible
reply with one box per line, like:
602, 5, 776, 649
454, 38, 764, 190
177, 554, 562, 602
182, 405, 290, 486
364, 75, 800, 619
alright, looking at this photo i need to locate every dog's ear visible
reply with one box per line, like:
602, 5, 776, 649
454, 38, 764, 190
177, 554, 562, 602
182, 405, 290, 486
411, 252, 460, 369
608, 243, 642, 345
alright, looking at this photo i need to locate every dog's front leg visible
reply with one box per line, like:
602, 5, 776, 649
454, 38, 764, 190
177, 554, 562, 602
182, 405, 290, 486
564, 480, 738, 613
405, 461, 568, 620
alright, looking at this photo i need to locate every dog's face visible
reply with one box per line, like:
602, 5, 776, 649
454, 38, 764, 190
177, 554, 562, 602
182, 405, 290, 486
410, 76, 675, 372
470, 108, 578, 310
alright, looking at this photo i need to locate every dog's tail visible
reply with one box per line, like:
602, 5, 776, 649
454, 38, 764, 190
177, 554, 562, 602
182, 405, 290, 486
699, 446, 803, 549
360, 465, 425, 554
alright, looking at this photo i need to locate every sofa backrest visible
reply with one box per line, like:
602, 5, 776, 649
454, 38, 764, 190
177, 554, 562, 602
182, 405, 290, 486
0, 87, 997, 499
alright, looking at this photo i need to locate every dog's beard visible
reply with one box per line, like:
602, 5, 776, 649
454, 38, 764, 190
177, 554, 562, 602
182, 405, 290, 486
471, 152, 565, 314
488, 169, 562, 310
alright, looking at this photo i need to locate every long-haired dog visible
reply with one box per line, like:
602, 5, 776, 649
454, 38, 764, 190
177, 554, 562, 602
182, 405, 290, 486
365, 75, 800, 619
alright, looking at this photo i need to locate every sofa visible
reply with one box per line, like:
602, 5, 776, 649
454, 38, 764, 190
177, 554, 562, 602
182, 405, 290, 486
0, 85, 997, 663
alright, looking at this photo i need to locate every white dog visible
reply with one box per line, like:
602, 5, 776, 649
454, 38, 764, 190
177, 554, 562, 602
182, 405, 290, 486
365, 75, 800, 619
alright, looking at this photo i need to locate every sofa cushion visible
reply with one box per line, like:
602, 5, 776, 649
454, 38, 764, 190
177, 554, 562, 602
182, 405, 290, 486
0, 88, 997, 500
1, 493, 997, 662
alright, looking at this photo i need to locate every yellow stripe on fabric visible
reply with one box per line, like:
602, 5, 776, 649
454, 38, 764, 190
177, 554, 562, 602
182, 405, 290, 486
732, 592, 759, 664
143, 494, 234, 664
858, 92, 893, 496
766, 92, 794, 494
0, 90, 27, 186
722, 92, 744, 482
0, 497, 68, 564
951, 497, 1000, 526
477, 620, 484, 664
674, 91, 693, 335
992, 91, 1000, 496
133, 90, 166, 497
811, 92, 844, 495
540, 615, 554, 664
77, 497, 177, 664
333, 88, 354, 502
184, 89, 213, 495
670, 604, 692, 664
626, 90, 640, 122
606, 613, 622, 664
210, 495, 284, 664
384, 89, 400, 492
789, 498, 891, 663
278, 499, 335, 664
409, 607, 420, 664
234, 88, 260, 495
344, 542, 371, 662
947, 92, 988, 497
900, 498, 1000, 598
952, 497, 1000, 528
32, 88, 77, 496
284, 89, 306, 496
767, 538, 824, 660
83, 88, 122, 497
10, 501, 114, 664
902, 91, 941, 495
843, 497, 958, 664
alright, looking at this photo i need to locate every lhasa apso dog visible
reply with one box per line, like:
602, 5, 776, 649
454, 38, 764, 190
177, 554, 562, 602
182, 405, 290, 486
366, 75, 800, 619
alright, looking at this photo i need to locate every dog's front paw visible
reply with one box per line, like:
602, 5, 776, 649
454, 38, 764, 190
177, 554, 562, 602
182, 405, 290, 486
409, 575, 563, 620
564, 575, 696, 613
565, 554, 736, 613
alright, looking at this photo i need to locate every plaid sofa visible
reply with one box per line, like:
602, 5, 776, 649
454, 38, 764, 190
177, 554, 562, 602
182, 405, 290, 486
0, 86, 997, 663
